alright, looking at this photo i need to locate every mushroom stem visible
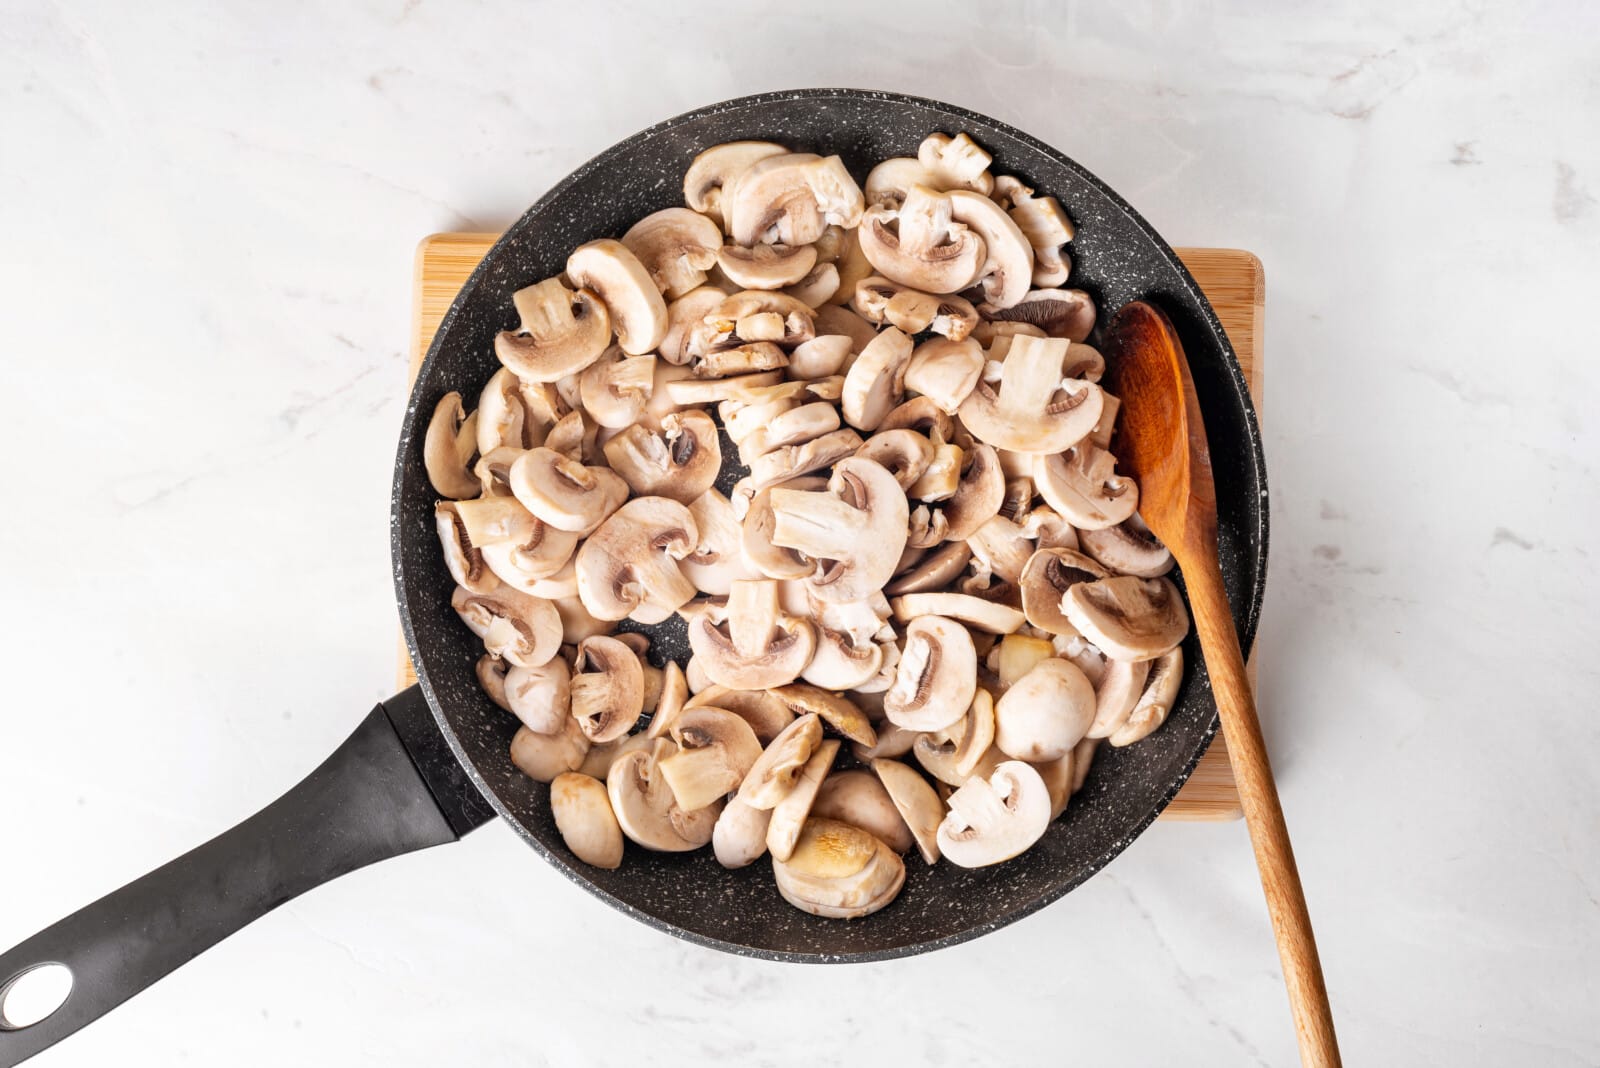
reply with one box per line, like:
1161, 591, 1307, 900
726, 579, 782, 658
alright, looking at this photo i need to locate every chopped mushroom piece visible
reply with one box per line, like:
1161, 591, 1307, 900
840, 327, 914, 431
1062, 576, 1190, 662
1034, 445, 1139, 531
936, 760, 1052, 867
872, 758, 945, 864
504, 657, 572, 734
738, 712, 825, 809
601, 410, 721, 503
856, 185, 986, 294
811, 770, 914, 854
571, 635, 646, 743
608, 743, 721, 851
1110, 646, 1182, 746
425, 392, 483, 499
766, 738, 840, 862
495, 278, 612, 383
772, 817, 906, 918
987, 288, 1096, 343
768, 457, 910, 602
452, 585, 562, 669
713, 796, 774, 868
889, 592, 1025, 634
435, 501, 496, 593
1019, 547, 1110, 636
683, 684, 795, 743
960, 335, 1104, 454
1087, 657, 1153, 741
509, 448, 629, 535
947, 189, 1034, 312
567, 239, 668, 356
574, 496, 699, 622
883, 616, 977, 731
1077, 514, 1174, 577
578, 349, 656, 429
622, 207, 724, 298
904, 337, 984, 413
658, 708, 763, 811
687, 578, 816, 689
769, 683, 876, 746
684, 140, 788, 230
727, 153, 865, 247
717, 242, 818, 289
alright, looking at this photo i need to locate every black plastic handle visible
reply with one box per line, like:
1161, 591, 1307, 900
0, 688, 490, 1065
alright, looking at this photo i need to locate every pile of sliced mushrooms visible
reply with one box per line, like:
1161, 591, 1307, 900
427, 132, 1191, 919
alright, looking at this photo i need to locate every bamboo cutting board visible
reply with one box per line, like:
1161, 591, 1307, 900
401, 234, 1264, 821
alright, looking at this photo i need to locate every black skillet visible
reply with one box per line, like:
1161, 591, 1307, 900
0, 89, 1267, 1064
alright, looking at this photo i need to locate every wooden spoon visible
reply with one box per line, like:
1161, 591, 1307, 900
1104, 301, 1341, 1067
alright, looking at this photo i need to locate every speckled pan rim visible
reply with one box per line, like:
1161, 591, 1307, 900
393, 87, 1269, 963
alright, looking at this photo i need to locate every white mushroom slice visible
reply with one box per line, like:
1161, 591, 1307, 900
1071, 736, 1098, 794
683, 685, 796, 745
504, 656, 571, 734
687, 578, 815, 689
918, 132, 994, 194
947, 189, 1034, 312
683, 140, 788, 231
987, 288, 1097, 344
510, 719, 590, 783
937, 443, 1005, 541
886, 541, 971, 595
1019, 547, 1109, 636
451, 585, 562, 669
664, 370, 785, 406
1034, 444, 1139, 531
772, 817, 906, 918
1087, 657, 1153, 741
727, 153, 865, 247
993, 633, 1055, 689
473, 445, 519, 499
739, 402, 840, 464
914, 734, 1004, 788
741, 477, 823, 580
1020, 504, 1080, 551
889, 592, 1025, 634
863, 156, 939, 206
476, 654, 511, 711
1031, 750, 1075, 820
697, 340, 789, 379
1063, 576, 1190, 663
768, 457, 910, 603
953, 688, 999, 776
574, 496, 699, 622
856, 185, 986, 294
811, 770, 914, 854
1077, 514, 1174, 577
570, 635, 645, 743
641, 661, 690, 741
871, 758, 944, 865
883, 615, 977, 731
967, 516, 1033, 586
509, 448, 628, 535
578, 349, 656, 429
769, 683, 876, 747
787, 334, 852, 379
959, 335, 1104, 455
854, 428, 934, 491
840, 327, 914, 431
685, 655, 713, 694
657, 708, 763, 812
766, 738, 840, 862
853, 722, 918, 762
852, 277, 979, 341
1110, 646, 1182, 746
702, 290, 818, 352
494, 277, 612, 383
475, 517, 579, 592
782, 262, 840, 307
681, 489, 758, 596
1053, 632, 1109, 689
713, 796, 774, 869
660, 287, 728, 365
1089, 391, 1120, 451
905, 337, 984, 413
738, 712, 824, 809
994, 658, 1096, 761
541, 409, 599, 463
434, 502, 496, 593
607, 743, 721, 852
716, 242, 818, 289
622, 207, 723, 298
575, 732, 655, 783
601, 410, 721, 504
908, 435, 962, 502
424, 392, 482, 499
813, 303, 877, 352
566, 239, 668, 356
994, 178, 1076, 288
550, 772, 624, 869
476, 367, 540, 455
801, 626, 885, 691
937, 760, 1052, 867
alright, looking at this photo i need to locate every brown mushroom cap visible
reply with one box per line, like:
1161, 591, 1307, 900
570, 635, 646, 743
574, 496, 699, 623
1062, 576, 1190, 662
1019, 547, 1110, 636
1034, 444, 1139, 531
883, 615, 978, 731
494, 278, 612, 383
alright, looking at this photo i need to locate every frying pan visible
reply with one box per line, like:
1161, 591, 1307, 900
0, 89, 1267, 1063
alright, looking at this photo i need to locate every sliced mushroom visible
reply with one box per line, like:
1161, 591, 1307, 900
772, 816, 905, 918
578, 348, 655, 429
768, 457, 910, 603
782, 262, 841, 307
622, 207, 723, 298
889, 592, 1025, 634
551, 588, 609, 642
853, 722, 918, 762
994, 658, 1096, 761
952, 687, 998, 776
812, 302, 878, 351
1071, 736, 1098, 794
664, 369, 785, 406
1062, 576, 1190, 662
967, 515, 1033, 586
883, 615, 977, 731
886, 541, 971, 595
994, 177, 1075, 287
476, 654, 512, 711
1034, 445, 1139, 530
601, 409, 720, 504
504, 656, 572, 734
741, 476, 823, 580
473, 513, 580, 593
747, 426, 865, 490
1019, 547, 1108, 636
550, 772, 624, 869
541, 408, 599, 463
425, 392, 482, 499
840, 327, 914, 431
947, 189, 1034, 312
769, 683, 876, 746
811, 770, 914, 854
435, 501, 496, 593
1030, 750, 1075, 820
766, 738, 840, 862
739, 402, 840, 464
607, 743, 721, 852
727, 153, 865, 247
717, 242, 818, 289
574, 496, 699, 623
712, 796, 775, 868
993, 633, 1055, 689
853, 277, 979, 341
687, 578, 815, 689
869, 758, 943, 864
1053, 632, 1109, 689
679, 489, 757, 596
1087, 657, 1153, 741
801, 624, 886, 691
1020, 505, 1080, 551
914, 732, 1004, 787
940, 443, 1005, 540
1110, 646, 1182, 746
473, 445, 519, 498
987, 288, 1096, 343
905, 337, 984, 413
494, 277, 612, 383
856, 184, 985, 294
575, 732, 655, 783
907, 435, 962, 502
959, 335, 1103, 454
684, 684, 796, 744
566, 239, 668, 356
657, 708, 763, 812
853, 428, 934, 491
509, 448, 629, 535
660, 287, 729, 365
451, 584, 562, 669
737, 712, 823, 808
569, 635, 645, 743
1077, 514, 1174, 577
936, 760, 1051, 867
788, 334, 852, 379
684, 140, 788, 230
702, 290, 816, 353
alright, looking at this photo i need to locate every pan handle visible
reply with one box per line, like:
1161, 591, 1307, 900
0, 690, 484, 1066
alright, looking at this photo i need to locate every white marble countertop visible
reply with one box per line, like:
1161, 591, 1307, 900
2, 2, 1596, 1064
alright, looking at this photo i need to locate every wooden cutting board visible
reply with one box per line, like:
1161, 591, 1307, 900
402, 234, 1264, 821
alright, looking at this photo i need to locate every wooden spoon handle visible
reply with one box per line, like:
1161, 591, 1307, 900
1183, 552, 1342, 1067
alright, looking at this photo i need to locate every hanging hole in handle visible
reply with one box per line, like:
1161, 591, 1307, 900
0, 963, 73, 1030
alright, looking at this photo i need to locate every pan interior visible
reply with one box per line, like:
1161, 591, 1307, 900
393, 89, 1266, 962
